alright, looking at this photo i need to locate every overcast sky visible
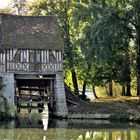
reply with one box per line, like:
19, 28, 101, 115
0, 0, 34, 9
0, 0, 11, 9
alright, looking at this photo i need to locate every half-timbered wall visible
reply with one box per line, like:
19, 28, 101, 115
0, 49, 63, 73
0, 51, 5, 72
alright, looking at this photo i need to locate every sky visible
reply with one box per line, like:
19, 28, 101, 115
0, 0, 11, 9
0, 0, 34, 9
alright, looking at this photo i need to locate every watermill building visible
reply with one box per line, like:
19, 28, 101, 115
0, 14, 68, 117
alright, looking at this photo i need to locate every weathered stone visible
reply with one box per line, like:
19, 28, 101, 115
68, 113, 110, 119
1, 73, 15, 115
53, 72, 68, 117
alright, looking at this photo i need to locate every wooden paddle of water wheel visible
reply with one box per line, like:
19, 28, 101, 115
14, 75, 54, 113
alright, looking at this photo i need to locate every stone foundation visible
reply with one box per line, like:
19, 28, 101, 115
0, 72, 68, 118
0, 73, 15, 117
53, 72, 68, 117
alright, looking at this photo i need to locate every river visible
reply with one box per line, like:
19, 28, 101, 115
0, 105, 140, 140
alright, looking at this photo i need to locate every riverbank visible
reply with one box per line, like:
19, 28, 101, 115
1, 95, 140, 122
68, 96, 140, 122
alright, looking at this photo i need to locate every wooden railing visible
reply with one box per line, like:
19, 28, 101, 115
6, 61, 63, 72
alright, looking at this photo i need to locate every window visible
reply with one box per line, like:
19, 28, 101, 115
36, 53, 41, 63
21, 50, 28, 62
29, 50, 34, 63
49, 51, 56, 62
14, 50, 21, 62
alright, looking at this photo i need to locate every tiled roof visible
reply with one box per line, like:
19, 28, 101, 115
0, 14, 64, 50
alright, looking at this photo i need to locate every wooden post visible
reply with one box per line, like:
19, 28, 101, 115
50, 79, 53, 108
5, 49, 7, 72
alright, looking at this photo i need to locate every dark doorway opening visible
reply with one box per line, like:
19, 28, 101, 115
14, 74, 55, 113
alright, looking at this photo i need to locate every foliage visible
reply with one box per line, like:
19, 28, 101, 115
73, 0, 139, 96
1, 0, 140, 97
9, 0, 29, 15
29, 0, 81, 92
0, 8, 13, 14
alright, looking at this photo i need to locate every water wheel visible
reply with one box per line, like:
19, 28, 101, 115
27, 100, 32, 113
14, 96, 18, 105
16, 98, 21, 113
37, 102, 44, 113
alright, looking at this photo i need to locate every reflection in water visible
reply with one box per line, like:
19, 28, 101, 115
0, 104, 140, 140
77, 130, 140, 140
41, 103, 49, 130
0, 125, 140, 140
14, 103, 49, 130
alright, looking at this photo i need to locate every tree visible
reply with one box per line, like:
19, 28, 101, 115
119, 0, 140, 98
29, 0, 140, 99
74, 0, 133, 97
30, 0, 79, 93
134, 1, 140, 98
9, 0, 29, 15
72, 1, 100, 98
78, 26, 98, 99
0, 7, 13, 14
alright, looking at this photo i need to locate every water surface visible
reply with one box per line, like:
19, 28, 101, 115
0, 106, 140, 140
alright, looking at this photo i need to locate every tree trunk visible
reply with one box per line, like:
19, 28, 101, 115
137, 77, 140, 96
137, 52, 140, 102
126, 82, 131, 96
92, 85, 98, 99
71, 68, 79, 94
124, 47, 131, 96
136, 32, 140, 98
136, 7, 140, 102
137, 72, 140, 101
108, 80, 113, 96
105, 84, 109, 95
121, 85, 125, 96
82, 80, 87, 99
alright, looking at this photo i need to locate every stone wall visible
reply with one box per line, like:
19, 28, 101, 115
0, 72, 68, 118
53, 72, 68, 117
0, 73, 15, 117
